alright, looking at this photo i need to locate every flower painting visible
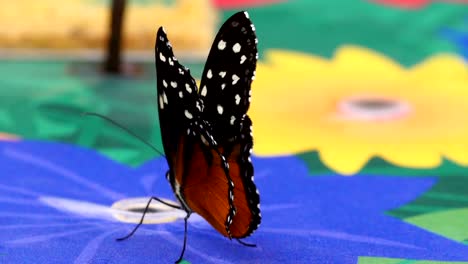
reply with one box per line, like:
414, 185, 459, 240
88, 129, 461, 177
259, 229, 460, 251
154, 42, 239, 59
1, 141, 468, 263
250, 47, 468, 175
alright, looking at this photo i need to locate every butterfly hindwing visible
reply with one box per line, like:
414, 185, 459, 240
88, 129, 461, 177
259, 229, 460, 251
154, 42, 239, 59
225, 116, 261, 238
181, 132, 235, 237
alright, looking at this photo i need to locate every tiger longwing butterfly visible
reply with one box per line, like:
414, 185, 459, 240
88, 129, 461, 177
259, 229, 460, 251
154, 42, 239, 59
154, 11, 260, 262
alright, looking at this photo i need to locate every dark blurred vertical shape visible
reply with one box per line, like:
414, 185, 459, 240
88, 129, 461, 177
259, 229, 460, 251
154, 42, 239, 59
104, 0, 127, 74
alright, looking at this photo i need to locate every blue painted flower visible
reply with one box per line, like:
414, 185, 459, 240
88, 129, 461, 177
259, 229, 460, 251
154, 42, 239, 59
1, 141, 468, 263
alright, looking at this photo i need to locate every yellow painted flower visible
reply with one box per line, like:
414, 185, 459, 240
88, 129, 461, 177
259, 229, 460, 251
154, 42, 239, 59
250, 46, 468, 175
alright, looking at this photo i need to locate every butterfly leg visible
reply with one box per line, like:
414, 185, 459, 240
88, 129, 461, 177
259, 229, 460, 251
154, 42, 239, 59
116, 196, 181, 241
175, 212, 192, 264
236, 238, 256, 247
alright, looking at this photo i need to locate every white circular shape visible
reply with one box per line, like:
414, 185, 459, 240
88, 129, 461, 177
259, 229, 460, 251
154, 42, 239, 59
111, 197, 182, 224
185, 83, 192, 93
232, 43, 241, 53
170, 81, 177, 88
159, 52, 166, 62
235, 94, 241, 105
207, 69, 213, 79
240, 55, 247, 64
218, 40, 227, 50
184, 110, 193, 119
158, 95, 164, 109
230, 115, 236, 125
217, 105, 224, 115
232, 74, 240, 85
201, 85, 208, 97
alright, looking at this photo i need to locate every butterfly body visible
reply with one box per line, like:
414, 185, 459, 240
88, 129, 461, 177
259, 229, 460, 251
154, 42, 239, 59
155, 11, 261, 241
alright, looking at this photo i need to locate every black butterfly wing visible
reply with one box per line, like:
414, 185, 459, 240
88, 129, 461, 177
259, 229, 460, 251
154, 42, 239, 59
198, 11, 261, 238
155, 27, 201, 170
199, 11, 257, 141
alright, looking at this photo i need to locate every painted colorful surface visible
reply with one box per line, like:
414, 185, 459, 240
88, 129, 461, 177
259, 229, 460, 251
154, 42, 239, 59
1, 141, 468, 263
1, 0, 468, 263
0, 0, 217, 51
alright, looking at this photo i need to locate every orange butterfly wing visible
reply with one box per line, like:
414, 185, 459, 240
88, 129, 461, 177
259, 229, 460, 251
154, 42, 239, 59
173, 131, 234, 237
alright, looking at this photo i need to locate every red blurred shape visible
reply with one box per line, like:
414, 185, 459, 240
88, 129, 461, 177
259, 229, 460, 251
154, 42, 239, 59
372, 0, 468, 8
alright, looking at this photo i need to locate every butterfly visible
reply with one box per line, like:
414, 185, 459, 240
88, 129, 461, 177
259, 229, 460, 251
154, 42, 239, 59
154, 11, 261, 262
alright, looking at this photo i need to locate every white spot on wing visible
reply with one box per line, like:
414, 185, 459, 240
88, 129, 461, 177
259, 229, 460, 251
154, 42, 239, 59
217, 105, 224, 115
200, 134, 209, 146
244, 11, 250, 19
159, 52, 166, 62
232, 43, 241, 53
219, 71, 226, 78
232, 74, 240, 85
221, 83, 226, 90
207, 69, 213, 79
185, 83, 192, 93
163, 80, 168, 88
230, 116, 236, 125
179, 91, 183, 98
178, 68, 184, 75
184, 110, 193, 119
170, 81, 177, 88
158, 95, 164, 109
240, 55, 247, 64
201, 85, 207, 97
235, 94, 241, 105
168, 57, 174, 66
162, 92, 168, 104
218, 40, 226, 50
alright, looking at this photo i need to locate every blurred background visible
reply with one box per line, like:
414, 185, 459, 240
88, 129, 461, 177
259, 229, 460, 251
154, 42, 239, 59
1, 0, 468, 262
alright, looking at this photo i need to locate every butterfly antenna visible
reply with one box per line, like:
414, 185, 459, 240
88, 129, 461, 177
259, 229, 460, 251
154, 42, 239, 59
175, 212, 191, 264
116, 196, 182, 241
82, 112, 165, 157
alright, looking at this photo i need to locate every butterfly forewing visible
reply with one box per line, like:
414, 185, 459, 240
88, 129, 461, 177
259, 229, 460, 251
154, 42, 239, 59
198, 11, 261, 238
155, 27, 201, 167
198, 11, 258, 142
